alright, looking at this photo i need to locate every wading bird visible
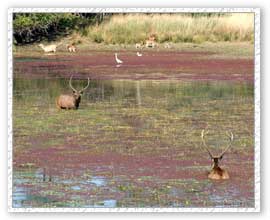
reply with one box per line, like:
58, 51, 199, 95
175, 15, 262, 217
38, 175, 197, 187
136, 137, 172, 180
136, 52, 142, 57
56, 75, 90, 110
200, 129, 234, 180
115, 53, 123, 64
135, 42, 144, 49
164, 42, 171, 49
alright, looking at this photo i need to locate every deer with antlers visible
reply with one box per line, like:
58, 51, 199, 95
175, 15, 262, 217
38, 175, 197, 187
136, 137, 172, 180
201, 130, 234, 180
56, 76, 90, 110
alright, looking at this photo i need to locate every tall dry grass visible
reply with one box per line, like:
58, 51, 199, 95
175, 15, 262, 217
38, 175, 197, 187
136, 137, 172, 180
86, 13, 254, 44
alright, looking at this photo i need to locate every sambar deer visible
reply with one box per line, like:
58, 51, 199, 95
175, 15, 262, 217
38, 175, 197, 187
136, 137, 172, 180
135, 42, 144, 49
56, 76, 90, 110
201, 130, 234, 180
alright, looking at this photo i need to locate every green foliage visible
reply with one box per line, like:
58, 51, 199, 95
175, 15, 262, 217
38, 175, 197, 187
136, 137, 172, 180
13, 13, 99, 44
13, 13, 254, 45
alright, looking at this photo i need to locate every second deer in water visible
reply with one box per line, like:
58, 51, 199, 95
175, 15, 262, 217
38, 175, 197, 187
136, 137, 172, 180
201, 130, 234, 180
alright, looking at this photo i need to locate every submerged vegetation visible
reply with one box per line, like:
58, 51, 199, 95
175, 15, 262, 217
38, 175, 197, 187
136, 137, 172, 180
13, 79, 254, 208
12, 12, 255, 208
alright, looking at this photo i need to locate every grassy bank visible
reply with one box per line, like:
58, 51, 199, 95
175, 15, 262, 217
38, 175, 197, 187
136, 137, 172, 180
14, 42, 254, 60
86, 13, 254, 44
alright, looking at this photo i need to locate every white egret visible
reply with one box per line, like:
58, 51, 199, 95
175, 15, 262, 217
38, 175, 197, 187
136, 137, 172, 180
115, 53, 123, 64
136, 52, 142, 57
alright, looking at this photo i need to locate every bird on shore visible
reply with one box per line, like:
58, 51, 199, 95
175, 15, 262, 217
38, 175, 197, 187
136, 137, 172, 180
164, 42, 171, 49
136, 52, 142, 57
115, 53, 123, 64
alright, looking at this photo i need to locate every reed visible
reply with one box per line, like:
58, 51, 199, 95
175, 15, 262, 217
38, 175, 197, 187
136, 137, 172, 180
86, 13, 254, 44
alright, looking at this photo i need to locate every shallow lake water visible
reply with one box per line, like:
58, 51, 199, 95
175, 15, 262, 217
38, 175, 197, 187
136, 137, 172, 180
13, 77, 254, 208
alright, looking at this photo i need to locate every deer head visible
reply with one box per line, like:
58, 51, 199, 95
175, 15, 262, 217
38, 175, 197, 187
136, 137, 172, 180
69, 75, 90, 101
201, 129, 234, 169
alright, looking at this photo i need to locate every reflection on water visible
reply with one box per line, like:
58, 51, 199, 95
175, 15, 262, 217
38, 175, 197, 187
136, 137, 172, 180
13, 78, 253, 107
13, 78, 254, 208
96, 199, 117, 208
87, 176, 107, 187
71, 185, 81, 191
13, 186, 28, 208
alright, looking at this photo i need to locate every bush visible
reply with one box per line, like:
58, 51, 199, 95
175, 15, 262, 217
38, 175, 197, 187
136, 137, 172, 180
13, 13, 100, 44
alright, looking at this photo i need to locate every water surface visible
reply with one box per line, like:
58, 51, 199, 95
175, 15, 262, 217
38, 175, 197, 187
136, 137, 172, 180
13, 77, 254, 208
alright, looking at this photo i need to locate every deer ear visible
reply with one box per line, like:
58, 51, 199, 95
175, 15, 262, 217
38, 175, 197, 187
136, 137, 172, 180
80, 91, 84, 95
72, 90, 76, 94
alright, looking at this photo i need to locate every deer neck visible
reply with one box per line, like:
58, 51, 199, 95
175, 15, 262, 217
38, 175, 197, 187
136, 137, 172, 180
211, 158, 220, 170
74, 95, 81, 109
212, 163, 219, 170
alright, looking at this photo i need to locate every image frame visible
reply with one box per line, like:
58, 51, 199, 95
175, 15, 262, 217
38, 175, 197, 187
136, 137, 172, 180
7, 7, 260, 212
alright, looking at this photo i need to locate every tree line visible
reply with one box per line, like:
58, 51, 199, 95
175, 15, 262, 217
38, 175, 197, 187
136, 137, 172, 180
13, 13, 106, 44
13, 13, 230, 45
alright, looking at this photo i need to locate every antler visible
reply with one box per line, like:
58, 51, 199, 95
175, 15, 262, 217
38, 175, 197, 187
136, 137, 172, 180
69, 75, 77, 92
201, 130, 214, 159
79, 77, 90, 93
218, 131, 234, 158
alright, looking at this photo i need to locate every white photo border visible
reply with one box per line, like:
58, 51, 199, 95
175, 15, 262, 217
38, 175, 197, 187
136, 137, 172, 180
7, 7, 260, 212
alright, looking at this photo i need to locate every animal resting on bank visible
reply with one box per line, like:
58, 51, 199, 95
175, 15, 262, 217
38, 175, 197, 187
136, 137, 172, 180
201, 130, 234, 180
56, 76, 90, 110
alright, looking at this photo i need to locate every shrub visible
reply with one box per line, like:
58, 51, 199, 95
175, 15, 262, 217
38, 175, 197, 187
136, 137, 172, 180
13, 13, 100, 44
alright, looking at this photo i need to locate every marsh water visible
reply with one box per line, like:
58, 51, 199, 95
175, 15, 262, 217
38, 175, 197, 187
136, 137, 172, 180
13, 77, 254, 208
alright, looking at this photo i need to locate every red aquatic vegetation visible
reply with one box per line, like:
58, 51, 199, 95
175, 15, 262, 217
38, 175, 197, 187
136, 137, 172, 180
12, 50, 255, 207
14, 51, 254, 83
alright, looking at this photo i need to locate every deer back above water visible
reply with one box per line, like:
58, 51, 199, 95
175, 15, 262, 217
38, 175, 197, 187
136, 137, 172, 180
56, 76, 90, 110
